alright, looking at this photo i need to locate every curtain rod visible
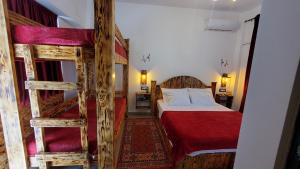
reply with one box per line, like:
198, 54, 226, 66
244, 17, 255, 23
244, 14, 260, 23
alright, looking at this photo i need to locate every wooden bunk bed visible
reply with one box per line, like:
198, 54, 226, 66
0, 0, 125, 168
151, 76, 241, 169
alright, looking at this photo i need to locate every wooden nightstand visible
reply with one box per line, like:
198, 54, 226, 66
215, 94, 233, 109
136, 92, 151, 110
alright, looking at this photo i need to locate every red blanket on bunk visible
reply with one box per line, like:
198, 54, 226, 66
160, 111, 242, 162
26, 97, 126, 156
115, 97, 127, 135
13, 25, 128, 59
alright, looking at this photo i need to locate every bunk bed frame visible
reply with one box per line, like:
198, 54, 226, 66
0, 0, 126, 168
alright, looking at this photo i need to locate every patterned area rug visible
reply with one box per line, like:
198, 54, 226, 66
118, 118, 172, 169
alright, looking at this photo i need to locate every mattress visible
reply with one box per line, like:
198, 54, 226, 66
12, 25, 128, 59
115, 97, 127, 136
26, 97, 127, 157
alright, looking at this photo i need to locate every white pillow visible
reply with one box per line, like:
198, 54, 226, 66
188, 88, 216, 106
161, 88, 191, 106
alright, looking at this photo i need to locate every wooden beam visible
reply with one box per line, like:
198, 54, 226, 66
22, 44, 48, 168
123, 39, 129, 113
14, 44, 78, 61
151, 81, 157, 117
211, 82, 217, 97
29, 156, 92, 167
115, 53, 127, 65
86, 58, 95, 97
0, 0, 29, 168
115, 25, 128, 50
30, 118, 86, 128
94, 0, 115, 168
74, 47, 90, 169
35, 152, 88, 162
25, 81, 77, 91
9, 10, 43, 26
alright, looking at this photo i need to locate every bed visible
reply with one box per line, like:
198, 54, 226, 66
26, 97, 127, 165
1, 9, 129, 167
13, 25, 128, 63
151, 76, 242, 169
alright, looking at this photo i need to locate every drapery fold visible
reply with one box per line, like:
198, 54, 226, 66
8, 0, 63, 105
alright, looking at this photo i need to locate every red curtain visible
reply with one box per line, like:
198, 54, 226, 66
8, 0, 63, 105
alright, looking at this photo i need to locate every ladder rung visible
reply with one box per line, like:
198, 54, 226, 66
25, 81, 77, 91
35, 152, 88, 162
14, 44, 78, 61
30, 118, 86, 128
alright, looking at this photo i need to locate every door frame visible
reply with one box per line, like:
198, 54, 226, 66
274, 60, 300, 169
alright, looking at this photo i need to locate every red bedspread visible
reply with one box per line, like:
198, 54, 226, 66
160, 111, 242, 162
13, 25, 128, 59
26, 97, 126, 156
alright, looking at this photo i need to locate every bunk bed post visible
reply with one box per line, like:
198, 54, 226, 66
151, 81, 157, 117
0, 0, 29, 168
94, 0, 115, 168
124, 39, 129, 112
75, 47, 90, 169
211, 82, 217, 97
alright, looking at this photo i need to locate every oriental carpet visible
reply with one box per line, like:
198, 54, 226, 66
117, 118, 172, 169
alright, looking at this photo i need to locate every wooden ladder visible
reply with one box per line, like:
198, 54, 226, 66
21, 44, 90, 168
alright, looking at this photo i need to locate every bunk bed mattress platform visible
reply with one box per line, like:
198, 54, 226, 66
160, 111, 242, 163
26, 97, 127, 158
12, 25, 128, 59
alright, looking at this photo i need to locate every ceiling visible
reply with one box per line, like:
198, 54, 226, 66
117, 0, 262, 12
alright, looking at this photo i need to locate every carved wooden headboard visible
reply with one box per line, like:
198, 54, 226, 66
151, 76, 217, 117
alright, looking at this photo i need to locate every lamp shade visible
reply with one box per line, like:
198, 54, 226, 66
141, 70, 147, 85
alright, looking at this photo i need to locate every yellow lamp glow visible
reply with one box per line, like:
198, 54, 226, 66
140, 70, 147, 85
220, 73, 231, 92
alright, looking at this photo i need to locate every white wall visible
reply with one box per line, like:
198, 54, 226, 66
231, 6, 261, 110
52, 0, 94, 100
116, 2, 241, 112
234, 0, 300, 168
37, 0, 93, 28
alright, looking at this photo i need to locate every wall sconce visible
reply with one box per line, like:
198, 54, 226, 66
140, 70, 147, 85
140, 70, 149, 92
220, 73, 231, 93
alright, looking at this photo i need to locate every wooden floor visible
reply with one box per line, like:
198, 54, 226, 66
127, 111, 153, 117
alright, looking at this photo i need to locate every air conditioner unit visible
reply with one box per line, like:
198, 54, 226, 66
205, 19, 240, 32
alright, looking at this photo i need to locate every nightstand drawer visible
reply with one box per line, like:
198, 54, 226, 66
215, 94, 233, 109
136, 92, 151, 110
